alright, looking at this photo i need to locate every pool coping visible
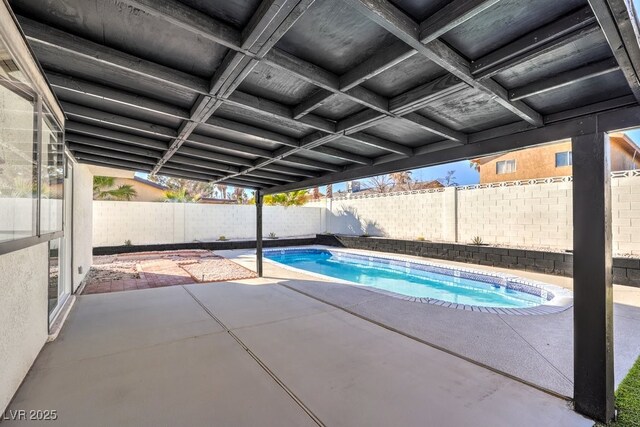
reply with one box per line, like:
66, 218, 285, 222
262, 245, 573, 316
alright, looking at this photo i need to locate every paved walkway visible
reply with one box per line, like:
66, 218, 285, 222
7, 282, 589, 426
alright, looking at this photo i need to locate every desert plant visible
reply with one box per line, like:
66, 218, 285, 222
417, 236, 425, 241
218, 235, 228, 241
124, 239, 132, 246
268, 232, 278, 239
93, 176, 137, 201
471, 236, 484, 245
163, 188, 200, 203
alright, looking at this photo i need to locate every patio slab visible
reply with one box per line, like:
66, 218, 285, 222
220, 247, 640, 398
6, 278, 590, 426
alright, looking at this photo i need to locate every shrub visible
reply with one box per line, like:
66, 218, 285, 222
417, 236, 425, 241
218, 235, 228, 241
471, 236, 484, 245
124, 239, 132, 246
268, 232, 278, 239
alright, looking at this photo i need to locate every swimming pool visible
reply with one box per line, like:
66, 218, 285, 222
264, 248, 571, 311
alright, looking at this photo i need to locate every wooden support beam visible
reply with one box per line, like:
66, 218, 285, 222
341, 0, 543, 125
245, 169, 300, 182
61, 102, 177, 139
419, 0, 501, 44
343, 133, 414, 156
587, 0, 640, 103
471, 7, 597, 77
68, 144, 158, 165
261, 163, 320, 178
510, 58, 620, 101
262, 104, 640, 193
178, 146, 254, 167
65, 121, 169, 151
73, 152, 153, 172
48, 72, 190, 120
256, 191, 263, 277
186, 133, 273, 158
168, 154, 241, 173
151, 0, 315, 175
312, 146, 373, 165
19, 16, 209, 94
65, 134, 163, 158
474, 23, 601, 80
572, 132, 614, 423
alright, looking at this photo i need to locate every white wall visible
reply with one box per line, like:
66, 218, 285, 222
325, 174, 640, 255
72, 164, 93, 292
0, 243, 48, 413
93, 202, 324, 246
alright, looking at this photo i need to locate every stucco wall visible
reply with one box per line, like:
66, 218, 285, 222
0, 243, 48, 413
72, 164, 93, 291
325, 174, 640, 255
93, 202, 324, 246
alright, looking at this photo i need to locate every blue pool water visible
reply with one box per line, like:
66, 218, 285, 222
265, 250, 546, 308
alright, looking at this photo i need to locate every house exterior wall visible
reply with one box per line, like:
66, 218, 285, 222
477, 138, 640, 184
110, 178, 166, 202
93, 202, 324, 246
72, 164, 93, 292
0, 243, 49, 413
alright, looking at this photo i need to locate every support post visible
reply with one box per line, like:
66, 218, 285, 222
572, 132, 614, 423
256, 190, 263, 277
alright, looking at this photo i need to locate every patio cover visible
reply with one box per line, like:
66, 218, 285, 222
8, 0, 640, 193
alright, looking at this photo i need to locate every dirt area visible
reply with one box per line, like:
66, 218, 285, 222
82, 250, 257, 295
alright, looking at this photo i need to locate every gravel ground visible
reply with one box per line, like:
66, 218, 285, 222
182, 258, 257, 282
83, 250, 256, 294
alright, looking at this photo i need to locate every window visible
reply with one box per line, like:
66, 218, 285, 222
0, 29, 65, 253
555, 151, 572, 167
496, 159, 516, 174
40, 111, 64, 234
0, 41, 38, 244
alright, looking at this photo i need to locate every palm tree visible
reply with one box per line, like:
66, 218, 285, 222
93, 176, 137, 201
326, 184, 333, 198
162, 188, 200, 203
312, 187, 321, 200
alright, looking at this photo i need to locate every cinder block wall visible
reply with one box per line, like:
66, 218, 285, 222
326, 174, 640, 255
93, 202, 324, 246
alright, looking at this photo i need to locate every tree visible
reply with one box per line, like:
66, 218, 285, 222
312, 187, 321, 200
163, 188, 200, 203
367, 175, 393, 193
217, 184, 228, 199
93, 176, 137, 201
149, 175, 215, 200
440, 170, 458, 187
250, 190, 310, 206
326, 184, 333, 198
390, 171, 413, 190
231, 187, 247, 204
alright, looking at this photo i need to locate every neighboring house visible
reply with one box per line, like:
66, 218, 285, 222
471, 133, 640, 184
96, 176, 168, 202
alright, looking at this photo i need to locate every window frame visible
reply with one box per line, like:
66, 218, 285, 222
0, 57, 65, 255
496, 159, 517, 175
555, 151, 573, 168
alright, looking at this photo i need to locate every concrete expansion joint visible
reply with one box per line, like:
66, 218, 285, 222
181, 285, 326, 427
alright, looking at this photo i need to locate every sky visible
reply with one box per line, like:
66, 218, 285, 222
137, 130, 640, 194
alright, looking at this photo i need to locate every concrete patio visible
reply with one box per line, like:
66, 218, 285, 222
6, 279, 590, 426
224, 247, 640, 399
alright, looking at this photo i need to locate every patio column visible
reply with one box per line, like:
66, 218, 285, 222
256, 190, 263, 277
572, 132, 614, 423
